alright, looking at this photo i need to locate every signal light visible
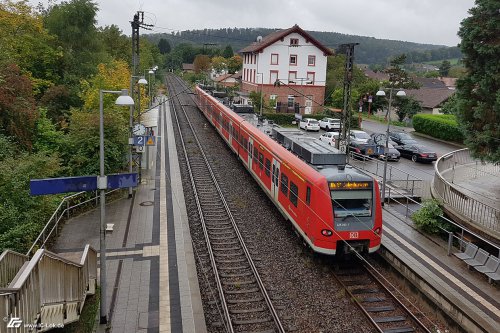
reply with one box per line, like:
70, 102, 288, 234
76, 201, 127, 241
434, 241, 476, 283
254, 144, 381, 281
321, 229, 333, 237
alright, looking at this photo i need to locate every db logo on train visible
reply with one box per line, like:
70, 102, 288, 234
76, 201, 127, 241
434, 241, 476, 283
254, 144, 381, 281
349, 232, 359, 239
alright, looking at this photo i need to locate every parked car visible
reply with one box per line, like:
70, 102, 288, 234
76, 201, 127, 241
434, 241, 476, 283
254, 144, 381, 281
370, 133, 397, 147
373, 141, 400, 161
347, 130, 375, 156
318, 132, 339, 146
349, 130, 371, 144
389, 131, 418, 146
319, 117, 341, 131
396, 144, 438, 163
299, 118, 320, 131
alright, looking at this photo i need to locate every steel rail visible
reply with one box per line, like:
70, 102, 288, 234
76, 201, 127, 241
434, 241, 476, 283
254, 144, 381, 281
167, 75, 285, 333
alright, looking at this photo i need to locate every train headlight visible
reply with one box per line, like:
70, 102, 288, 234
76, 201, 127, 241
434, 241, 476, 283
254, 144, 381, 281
321, 229, 333, 237
374, 227, 381, 235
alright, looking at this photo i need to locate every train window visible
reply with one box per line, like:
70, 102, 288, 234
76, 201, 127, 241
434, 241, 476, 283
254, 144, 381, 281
253, 147, 258, 162
306, 186, 311, 205
258, 153, 264, 170
290, 182, 298, 207
330, 190, 372, 218
280, 173, 288, 196
265, 159, 271, 177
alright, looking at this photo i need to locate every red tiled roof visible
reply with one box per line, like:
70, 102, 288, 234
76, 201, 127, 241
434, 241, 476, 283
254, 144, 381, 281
239, 25, 333, 56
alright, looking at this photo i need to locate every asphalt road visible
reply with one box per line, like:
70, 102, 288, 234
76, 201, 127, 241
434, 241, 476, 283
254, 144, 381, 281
297, 119, 463, 182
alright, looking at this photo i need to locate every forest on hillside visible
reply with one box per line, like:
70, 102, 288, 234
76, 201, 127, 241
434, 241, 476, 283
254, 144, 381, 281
145, 27, 462, 65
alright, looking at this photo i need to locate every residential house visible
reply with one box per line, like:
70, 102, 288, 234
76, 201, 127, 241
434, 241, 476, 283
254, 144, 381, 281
182, 63, 194, 73
239, 24, 333, 114
213, 72, 241, 88
405, 88, 454, 114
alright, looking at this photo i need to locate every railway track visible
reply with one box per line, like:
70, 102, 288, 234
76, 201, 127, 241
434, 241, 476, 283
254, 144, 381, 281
334, 258, 432, 333
166, 75, 286, 333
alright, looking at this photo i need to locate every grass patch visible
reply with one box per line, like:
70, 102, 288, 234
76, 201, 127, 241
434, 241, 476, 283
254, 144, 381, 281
423, 58, 460, 66
54, 287, 100, 333
361, 114, 408, 128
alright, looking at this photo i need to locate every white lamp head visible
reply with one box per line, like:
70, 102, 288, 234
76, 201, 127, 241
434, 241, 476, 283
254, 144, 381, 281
148, 70, 154, 74
115, 89, 134, 106
376, 90, 386, 96
138, 78, 148, 85
396, 90, 406, 97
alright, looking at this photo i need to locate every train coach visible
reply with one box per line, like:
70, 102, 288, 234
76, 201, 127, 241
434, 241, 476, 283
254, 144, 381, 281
194, 85, 382, 256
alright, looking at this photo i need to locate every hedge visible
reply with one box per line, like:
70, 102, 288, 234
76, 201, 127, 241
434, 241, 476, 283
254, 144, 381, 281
263, 113, 360, 129
412, 114, 464, 143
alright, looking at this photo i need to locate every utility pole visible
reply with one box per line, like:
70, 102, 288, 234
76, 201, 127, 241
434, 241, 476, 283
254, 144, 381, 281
336, 43, 359, 157
131, 11, 153, 77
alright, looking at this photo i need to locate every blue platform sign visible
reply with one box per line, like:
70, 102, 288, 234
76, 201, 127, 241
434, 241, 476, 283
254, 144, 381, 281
134, 135, 146, 146
30, 173, 137, 196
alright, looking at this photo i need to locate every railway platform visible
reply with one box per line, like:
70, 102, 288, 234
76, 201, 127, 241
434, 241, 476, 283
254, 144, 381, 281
380, 205, 500, 333
52, 99, 207, 333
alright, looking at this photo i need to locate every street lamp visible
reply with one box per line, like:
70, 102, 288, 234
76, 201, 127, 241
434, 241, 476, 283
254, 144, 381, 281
257, 72, 264, 117
376, 87, 406, 205
99, 89, 134, 324
128, 76, 147, 197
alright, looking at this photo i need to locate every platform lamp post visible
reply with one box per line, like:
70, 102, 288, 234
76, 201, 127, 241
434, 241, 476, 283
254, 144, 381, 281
376, 87, 406, 206
99, 89, 135, 324
128, 76, 147, 198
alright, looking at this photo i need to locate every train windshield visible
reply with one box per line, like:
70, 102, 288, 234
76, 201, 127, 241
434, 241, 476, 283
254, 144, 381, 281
330, 190, 372, 218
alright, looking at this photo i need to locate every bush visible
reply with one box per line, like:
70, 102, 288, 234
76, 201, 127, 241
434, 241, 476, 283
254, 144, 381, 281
413, 114, 464, 143
412, 199, 445, 234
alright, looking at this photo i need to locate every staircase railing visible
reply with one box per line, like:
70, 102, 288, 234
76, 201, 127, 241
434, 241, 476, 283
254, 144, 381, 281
0, 245, 97, 332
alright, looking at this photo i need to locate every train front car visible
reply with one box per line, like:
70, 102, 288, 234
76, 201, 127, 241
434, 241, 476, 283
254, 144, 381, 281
319, 167, 382, 255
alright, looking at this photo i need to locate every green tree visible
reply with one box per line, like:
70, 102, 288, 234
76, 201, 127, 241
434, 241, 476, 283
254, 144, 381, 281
412, 199, 444, 234
158, 38, 171, 54
43, 0, 105, 83
456, 0, 499, 162
222, 45, 233, 58
395, 96, 421, 121
226, 55, 242, 74
99, 25, 130, 64
440, 94, 459, 115
211, 56, 227, 74
439, 60, 451, 77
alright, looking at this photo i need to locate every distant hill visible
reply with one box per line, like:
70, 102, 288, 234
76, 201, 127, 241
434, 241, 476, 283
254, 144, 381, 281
145, 27, 461, 65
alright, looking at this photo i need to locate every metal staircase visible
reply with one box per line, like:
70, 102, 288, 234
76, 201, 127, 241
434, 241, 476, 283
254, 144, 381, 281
0, 245, 97, 332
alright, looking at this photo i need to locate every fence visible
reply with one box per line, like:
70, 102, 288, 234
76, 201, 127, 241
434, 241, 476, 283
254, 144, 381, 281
433, 149, 500, 235
348, 152, 427, 199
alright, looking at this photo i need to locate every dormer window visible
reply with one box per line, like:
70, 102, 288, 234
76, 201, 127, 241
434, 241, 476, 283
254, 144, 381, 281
290, 38, 299, 46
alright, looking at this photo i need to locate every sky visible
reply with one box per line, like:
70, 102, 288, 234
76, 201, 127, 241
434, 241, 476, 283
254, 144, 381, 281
32, 0, 476, 46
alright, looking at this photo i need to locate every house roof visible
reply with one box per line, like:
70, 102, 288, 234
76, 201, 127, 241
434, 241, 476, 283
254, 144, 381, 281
414, 77, 447, 89
405, 87, 454, 109
363, 69, 389, 81
239, 24, 334, 56
182, 63, 194, 70
213, 72, 241, 82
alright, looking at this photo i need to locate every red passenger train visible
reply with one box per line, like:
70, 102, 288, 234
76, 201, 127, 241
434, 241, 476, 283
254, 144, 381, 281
194, 85, 382, 256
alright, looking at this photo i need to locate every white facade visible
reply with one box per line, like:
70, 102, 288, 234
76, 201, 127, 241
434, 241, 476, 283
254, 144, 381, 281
242, 32, 328, 87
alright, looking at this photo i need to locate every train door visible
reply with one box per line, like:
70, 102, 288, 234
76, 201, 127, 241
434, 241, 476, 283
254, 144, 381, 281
271, 159, 280, 201
248, 138, 253, 170
229, 121, 233, 147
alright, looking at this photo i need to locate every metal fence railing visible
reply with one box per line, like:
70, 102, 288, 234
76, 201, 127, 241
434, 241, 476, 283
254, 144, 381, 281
433, 149, 500, 236
348, 152, 427, 198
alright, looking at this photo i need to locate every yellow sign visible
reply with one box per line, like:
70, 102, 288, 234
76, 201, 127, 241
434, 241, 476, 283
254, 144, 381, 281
146, 136, 156, 146
329, 181, 371, 190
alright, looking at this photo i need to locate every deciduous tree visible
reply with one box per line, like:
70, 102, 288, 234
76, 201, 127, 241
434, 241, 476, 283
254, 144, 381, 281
193, 54, 211, 73
226, 55, 242, 74
456, 0, 499, 162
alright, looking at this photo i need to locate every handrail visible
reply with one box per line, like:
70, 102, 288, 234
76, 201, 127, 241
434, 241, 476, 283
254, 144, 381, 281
27, 188, 121, 256
0, 251, 28, 288
0, 245, 97, 332
433, 148, 500, 236
383, 184, 500, 257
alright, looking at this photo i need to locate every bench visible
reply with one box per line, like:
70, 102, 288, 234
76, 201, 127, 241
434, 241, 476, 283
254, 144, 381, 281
485, 263, 500, 284
463, 248, 489, 269
474, 255, 500, 274
454, 242, 478, 260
